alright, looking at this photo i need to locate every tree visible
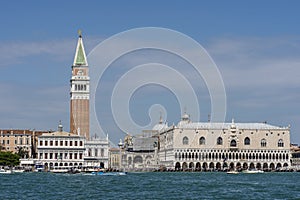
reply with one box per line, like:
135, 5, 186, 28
17, 147, 29, 159
0, 151, 20, 166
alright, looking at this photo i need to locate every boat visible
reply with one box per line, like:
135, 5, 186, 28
242, 169, 264, 174
0, 168, 13, 174
50, 168, 69, 173
227, 170, 239, 174
13, 167, 25, 173
13, 169, 25, 173
91, 171, 127, 176
34, 162, 44, 172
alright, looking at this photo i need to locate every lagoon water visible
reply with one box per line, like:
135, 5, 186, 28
0, 172, 299, 200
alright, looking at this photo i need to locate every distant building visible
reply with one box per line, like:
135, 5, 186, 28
0, 129, 45, 158
84, 135, 109, 169
118, 134, 159, 171
291, 144, 300, 170
157, 114, 291, 171
109, 148, 120, 169
117, 113, 291, 171
37, 123, 86, 171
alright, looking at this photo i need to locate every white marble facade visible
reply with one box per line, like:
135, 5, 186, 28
156, 114, 291, 171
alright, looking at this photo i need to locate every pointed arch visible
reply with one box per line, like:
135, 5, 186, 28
182, 136, 189, 145
217, 137, 223, 145
244, 137, 250, 145
199, 137, 205, 145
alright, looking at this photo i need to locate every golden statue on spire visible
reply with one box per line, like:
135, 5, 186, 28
78, 29, 82, 37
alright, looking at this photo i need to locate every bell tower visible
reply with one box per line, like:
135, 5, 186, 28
70, 30, 90, 139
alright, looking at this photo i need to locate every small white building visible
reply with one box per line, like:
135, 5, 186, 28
37, 123, 86, 171
84, 135, 109, 169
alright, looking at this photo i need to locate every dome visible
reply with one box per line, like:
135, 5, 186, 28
182, 113, 189, 121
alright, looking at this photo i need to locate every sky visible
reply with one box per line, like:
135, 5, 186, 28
0, 0, 300, 144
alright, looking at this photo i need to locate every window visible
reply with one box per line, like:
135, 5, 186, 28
80, 141, 83, 146
45, 153, 48, 159
74, 153, 78, 159
40, 140, 43, 146
55, 141, 58, 146
199, 137, 205, 145
244, 137, 250, 145
65, 141, 68, 146
217, 137, 223, 145
278, 139, 284, 147
60, 141, 63, 146
70, 141, 73, 146
69, 153, 73, 159
15, 140, 17, 145
19, 138, 23, 145
7, 140, 9, 145
26, 139, 29, 145
101, 149, 104, 157
230, 140, 237, 147
261, 139, 267, 147
79, 153, 82, 159
183, 136, 189, 145
50, 141, 53, 146
45, 141, 48, 146
88, 149, 91, 157
95, 149, 98, 157
50, 153, 53, 159
39, 153, 43, 159
75, 141, 78, 146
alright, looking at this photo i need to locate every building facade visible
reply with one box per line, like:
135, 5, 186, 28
291, 144, 300, 170
37, 123, 86, 171
157, 114, 291, 171
84, 136, 110, 169
70, 31, 90, 139
118, 134, 159, 171
109, 148, 121, 169
0, 129, 45, 158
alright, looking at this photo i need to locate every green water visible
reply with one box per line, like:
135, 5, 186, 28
0, 172, 299, 199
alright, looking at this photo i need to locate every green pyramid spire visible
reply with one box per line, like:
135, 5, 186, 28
73, 31, 88, 66
75, 43, 86, 65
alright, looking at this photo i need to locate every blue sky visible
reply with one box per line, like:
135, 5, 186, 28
0, 0, 300, 144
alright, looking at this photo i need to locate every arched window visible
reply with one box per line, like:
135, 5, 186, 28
217, 137, 223, 145
230, 140, 237, 147
88, 148, 91, 157
244, 137, 250, 145
183, 136, 189, 145
133, 156, 143, 164
199, 137, 205, 145
278, 139, 284, 147
261, 139, 267, 147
